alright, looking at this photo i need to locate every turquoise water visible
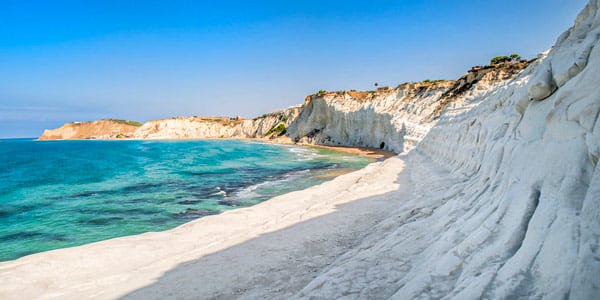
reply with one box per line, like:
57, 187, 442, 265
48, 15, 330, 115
0, 139, 372, 262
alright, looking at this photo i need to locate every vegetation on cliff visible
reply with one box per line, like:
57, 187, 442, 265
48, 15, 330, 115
265, 123, 287, 137
107, 119, 143, 127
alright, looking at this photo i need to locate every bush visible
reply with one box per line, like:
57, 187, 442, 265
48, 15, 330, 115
109, 119, 143, 127
318, 89, 326, 94
423, 79, 445, 83
510, 53, 521, 60
490, 56, 511, 65
265, 123, 287, 137
253, 113, 269, 120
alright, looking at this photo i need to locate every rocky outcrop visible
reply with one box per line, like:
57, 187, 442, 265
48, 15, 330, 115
288, 62, 529, 153
133, 106, 300, 140
38, 119, 141, 140
409, 3, 600, 296
39, 107, 302, 141
39, 63, 528, 150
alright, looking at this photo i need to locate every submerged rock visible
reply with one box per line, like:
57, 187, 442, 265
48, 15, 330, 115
174, 208, 219, 219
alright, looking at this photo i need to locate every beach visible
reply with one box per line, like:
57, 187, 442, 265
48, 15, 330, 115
0, 150, 406, 299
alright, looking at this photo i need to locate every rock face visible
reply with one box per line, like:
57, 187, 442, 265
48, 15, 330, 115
39, 107, 302, 141
39, 63, 527, 148
292, 1, 600, 298
38, 119, 141, 140
288, 63, 529, 153
133, 107, 300, 139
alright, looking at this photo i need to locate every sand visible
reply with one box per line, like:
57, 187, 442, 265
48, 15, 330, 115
0, 151, 407, 300
255, 136, 396, 159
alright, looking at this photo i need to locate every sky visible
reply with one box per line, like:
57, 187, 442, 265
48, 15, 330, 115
0, 0, 589, 138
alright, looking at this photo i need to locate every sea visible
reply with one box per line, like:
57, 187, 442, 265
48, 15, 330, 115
0, 139, 372, 262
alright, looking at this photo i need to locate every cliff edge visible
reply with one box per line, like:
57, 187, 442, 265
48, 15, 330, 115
38, 119, 142, 140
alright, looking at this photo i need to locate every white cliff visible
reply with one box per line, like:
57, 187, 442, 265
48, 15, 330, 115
133, 107, 301, 140
38, 119, 141, 140
39, 107, 302, 140
288, 62, 529, 153
292, 0, 600, 298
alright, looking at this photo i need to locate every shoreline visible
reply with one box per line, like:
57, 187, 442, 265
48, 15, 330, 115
34, 135, 397, 159
0, 138, 392, 263
0, 152, 405, 299
249, 136, 397, 159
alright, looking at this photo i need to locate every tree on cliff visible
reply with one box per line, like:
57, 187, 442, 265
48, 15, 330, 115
491, 53, 522, 65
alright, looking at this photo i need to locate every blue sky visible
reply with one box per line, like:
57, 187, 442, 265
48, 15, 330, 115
0, 0, 588, 138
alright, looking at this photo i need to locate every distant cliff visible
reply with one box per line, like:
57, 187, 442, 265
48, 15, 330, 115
289, 61, 530, 153
133, 107, 300, 140
39, 63, 528, 150
38, 119, 142, 140
39, 107, 302, 141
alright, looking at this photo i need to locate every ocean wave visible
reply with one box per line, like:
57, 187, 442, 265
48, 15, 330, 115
211, 186, 226, 197
287, 147, 319, 161
231, 169, 311, 200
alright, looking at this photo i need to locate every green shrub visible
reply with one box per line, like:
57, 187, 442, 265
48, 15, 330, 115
109, 119, 143, 127
490, 56, 511, 65
318, 89, 326, 94
253, 113, 269, 120
423, 79, 446, 84
510, 53, 521, 60
266, 123, 287, 136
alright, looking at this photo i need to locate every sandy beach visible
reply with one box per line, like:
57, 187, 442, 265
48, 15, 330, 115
0, 150, 406, 299
254, 136, 396, 159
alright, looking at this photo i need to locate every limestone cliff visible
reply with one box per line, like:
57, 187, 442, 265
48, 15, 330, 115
288, 62, 529, 153
39, 63, 527, 148
38, 119, 141, 140
293, 0, 600, 298
133, 107, 301, 140
39, 107, 302, 141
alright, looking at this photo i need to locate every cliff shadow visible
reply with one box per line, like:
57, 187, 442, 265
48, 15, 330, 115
118, 156, 412, 299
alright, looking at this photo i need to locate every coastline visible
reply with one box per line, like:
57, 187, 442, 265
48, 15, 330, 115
35, 135, 397, 160
0, 152, 405, 299
0, 138, 384, 262
253, 137, 396, 159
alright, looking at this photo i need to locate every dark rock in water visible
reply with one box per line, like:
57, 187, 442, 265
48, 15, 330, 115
0, 231, 69, 242
68, 191, 100, 198
121, 198, 148, 204
217, 199, 244, 207
121, 182, 163, 193
0, 231, 47, 241
174, 208, 219, 219
147, 217, 171, 225
183, 169, 234, 176
177, 199, 202, 205
0, 205, 41, 218
94, 207, 161, 215
80, 216, 124, 225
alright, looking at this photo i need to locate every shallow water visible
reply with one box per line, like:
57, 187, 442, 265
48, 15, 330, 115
0, 139, 372, 261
